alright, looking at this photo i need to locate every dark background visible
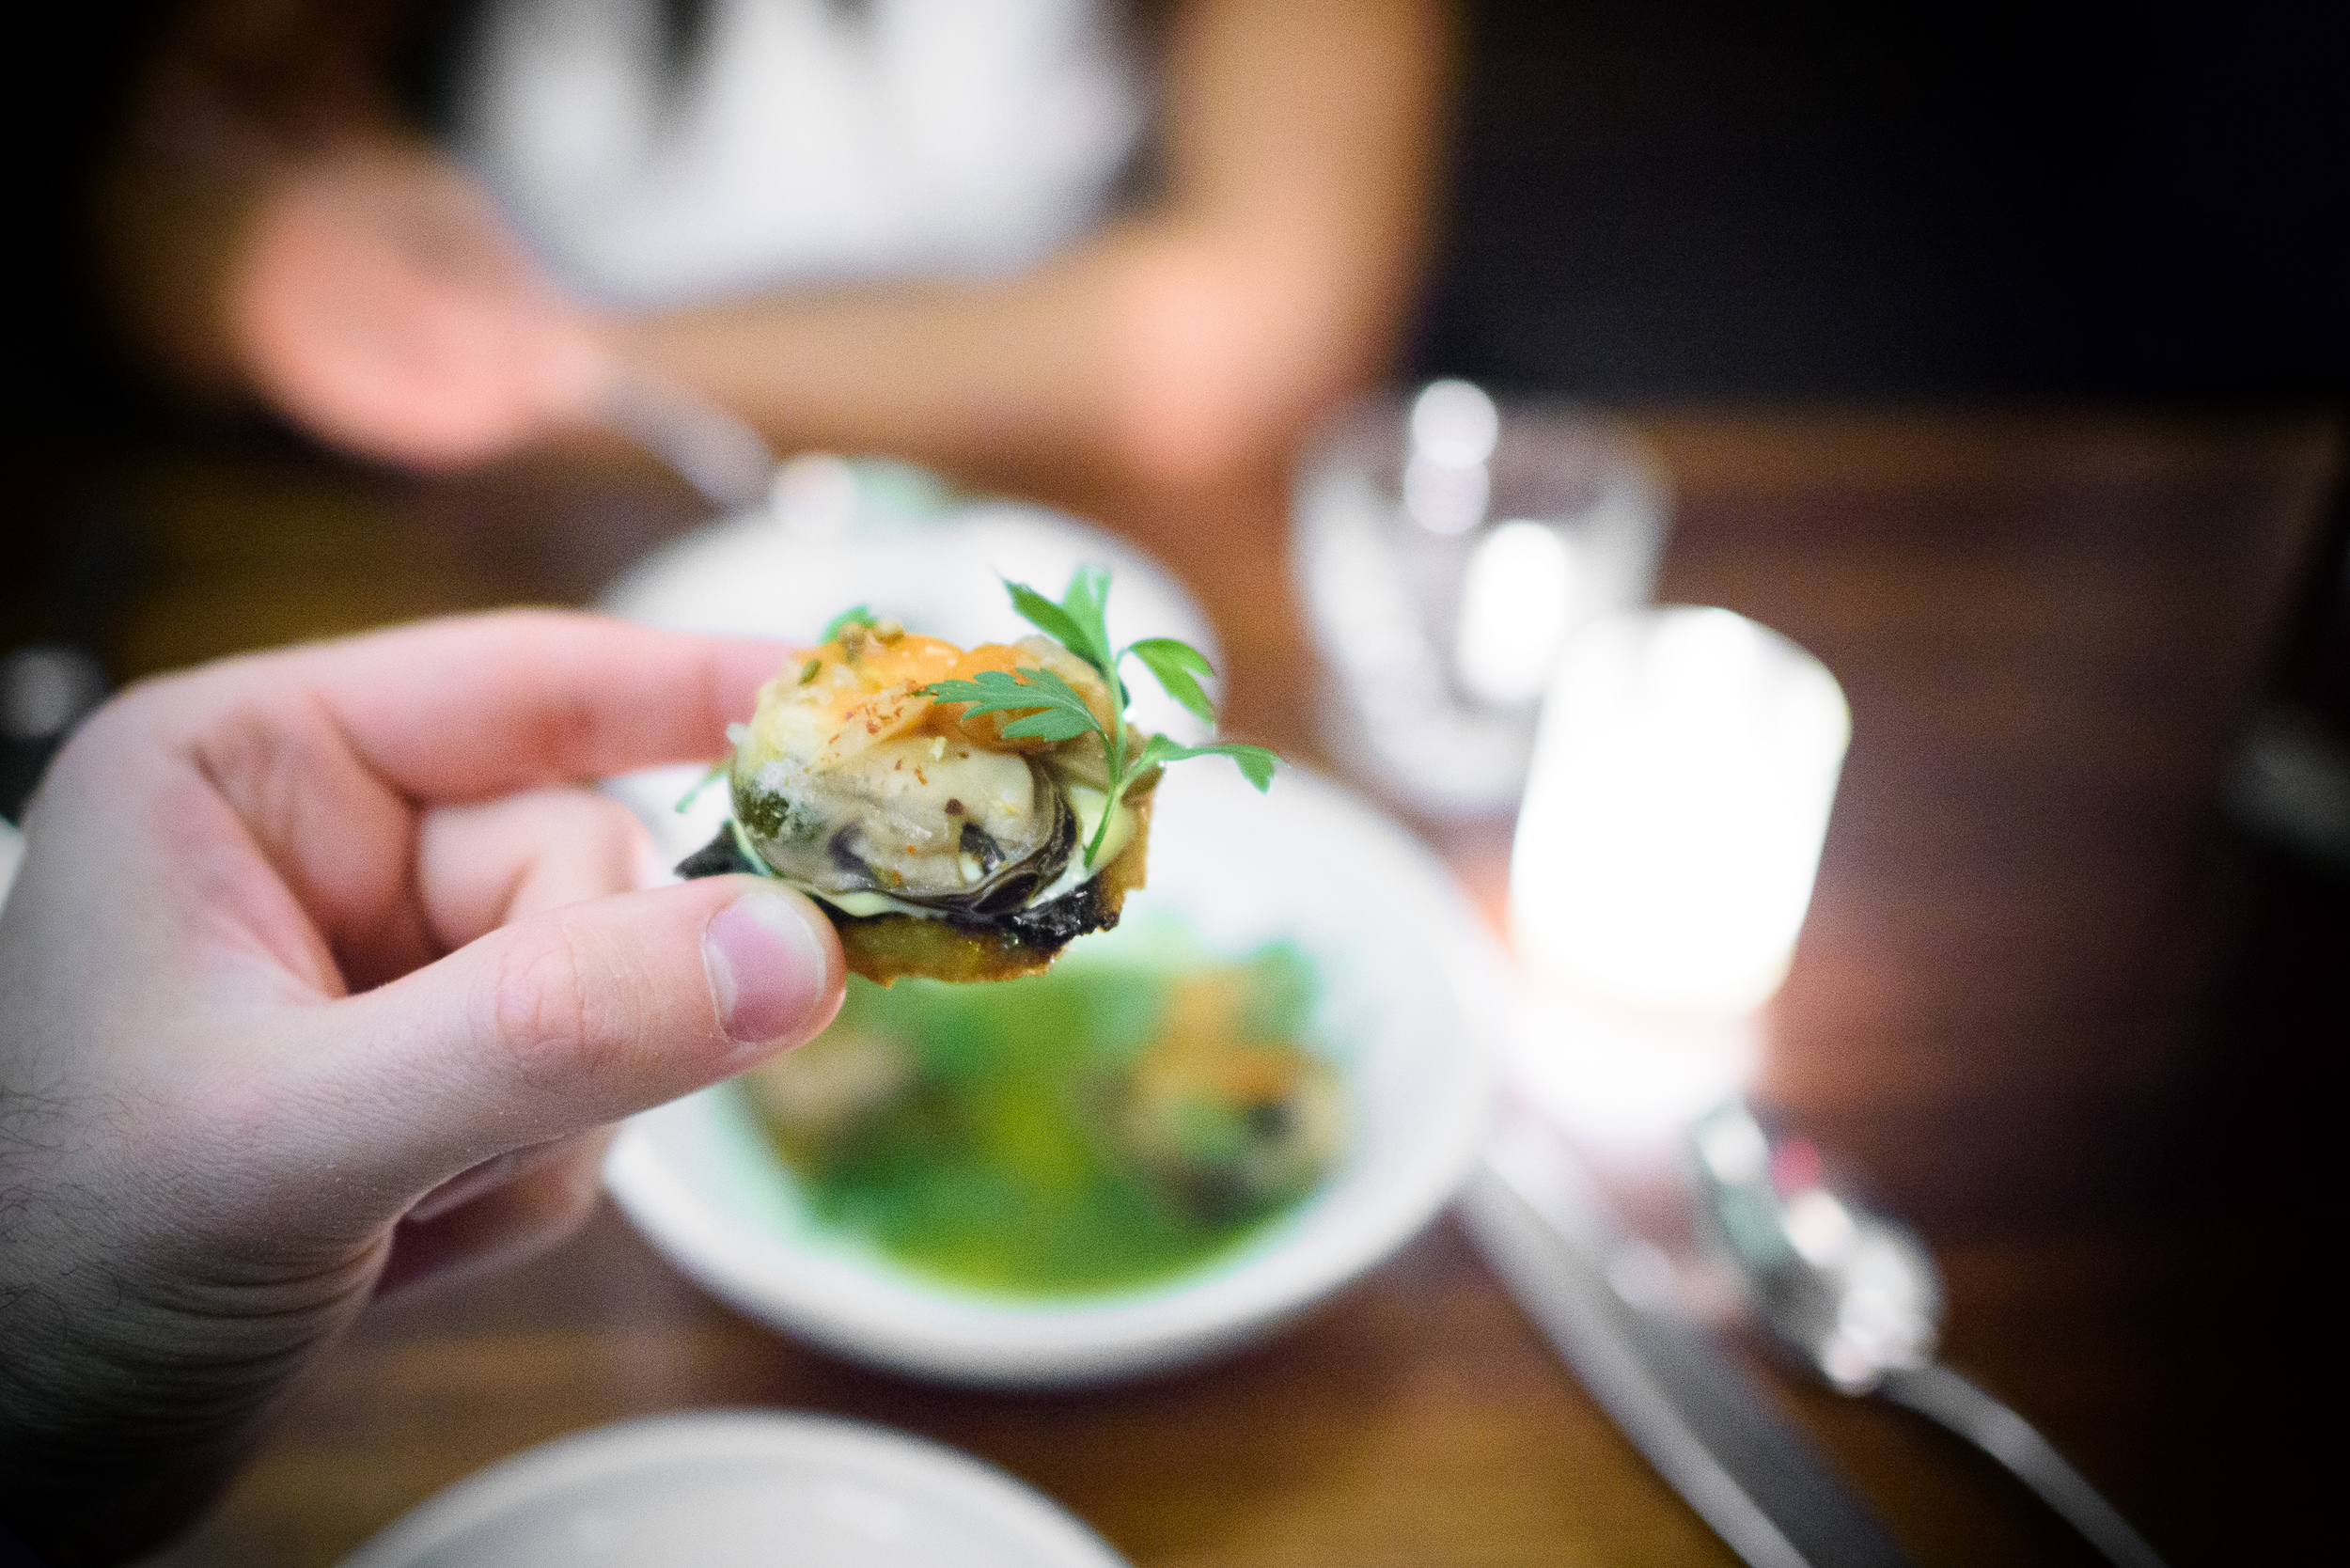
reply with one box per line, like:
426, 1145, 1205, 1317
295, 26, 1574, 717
9, 0, 2347, 451
1409, 3, 2346, 401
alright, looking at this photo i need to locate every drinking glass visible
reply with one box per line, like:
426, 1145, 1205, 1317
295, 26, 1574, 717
1292, 381, 1668, 815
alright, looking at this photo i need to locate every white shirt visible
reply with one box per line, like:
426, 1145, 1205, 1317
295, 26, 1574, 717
457, 0, 1148, 306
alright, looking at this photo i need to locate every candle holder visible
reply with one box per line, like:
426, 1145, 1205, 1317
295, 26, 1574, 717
1512, 606, 1850, 1021
1503, 606, 1849, 1148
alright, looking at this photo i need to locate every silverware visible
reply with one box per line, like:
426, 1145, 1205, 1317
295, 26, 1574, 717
1463, 1106, 1915, 1568
599, 369, 777, 515
1688, 1100, 2168, 1568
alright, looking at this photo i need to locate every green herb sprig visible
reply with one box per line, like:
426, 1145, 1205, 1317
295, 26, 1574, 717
920, 567, 1277, 869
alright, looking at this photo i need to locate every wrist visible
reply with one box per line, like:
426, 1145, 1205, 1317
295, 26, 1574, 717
0, 1193, 377, 1567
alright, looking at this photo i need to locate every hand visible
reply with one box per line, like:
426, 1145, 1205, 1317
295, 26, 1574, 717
228, 146, 610, 469
0, 614, 844, 1566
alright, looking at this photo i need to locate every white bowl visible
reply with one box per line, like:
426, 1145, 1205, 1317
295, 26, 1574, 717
603, 762, 1505, 1387
337, 1410, 1126, 1568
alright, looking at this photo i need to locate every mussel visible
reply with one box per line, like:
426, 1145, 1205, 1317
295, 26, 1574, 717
680, 619, 1156, 984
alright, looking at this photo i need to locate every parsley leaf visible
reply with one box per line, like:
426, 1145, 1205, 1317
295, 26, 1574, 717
821, 604, 878, 642
923, 567, 1280, 869
1060, 564, 1116, 666
1003, 578, 1089, 657
1135, 733, 1278, 792
1005, 564, 1129, 709
924, 668, 1102, 745
1127, 637, 1218, 725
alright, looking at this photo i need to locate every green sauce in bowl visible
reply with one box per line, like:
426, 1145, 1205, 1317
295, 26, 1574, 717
739, 933, 1340, 1298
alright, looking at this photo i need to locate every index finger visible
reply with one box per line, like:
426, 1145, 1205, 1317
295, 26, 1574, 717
225, 610, 791, 802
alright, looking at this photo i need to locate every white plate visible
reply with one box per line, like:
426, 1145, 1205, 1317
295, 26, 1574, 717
603, 761, 1505, 1387
338, 1410, 1126, 1568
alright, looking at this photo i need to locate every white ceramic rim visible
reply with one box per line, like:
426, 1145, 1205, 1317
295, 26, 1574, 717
599, 493, 1222, 745
336, 1409, 1128, 1568
604, 767, 1505, 1387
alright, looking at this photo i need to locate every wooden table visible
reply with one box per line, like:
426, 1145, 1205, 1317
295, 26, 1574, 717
12, 410, 2339, 1567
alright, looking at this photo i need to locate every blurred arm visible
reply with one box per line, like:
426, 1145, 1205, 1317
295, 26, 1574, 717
98, 0, 1452, 486
619, 0, 1455, 491
96, 0, 430, 389
97, 0, 607, 468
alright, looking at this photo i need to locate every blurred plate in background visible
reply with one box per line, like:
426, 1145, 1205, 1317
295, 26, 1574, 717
337, 1410, 1126, 1568
601, 459, 1217, 744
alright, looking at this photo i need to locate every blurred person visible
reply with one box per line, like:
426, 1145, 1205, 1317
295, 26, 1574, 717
98, 0, 1450, 494
0, 614, 847, 1567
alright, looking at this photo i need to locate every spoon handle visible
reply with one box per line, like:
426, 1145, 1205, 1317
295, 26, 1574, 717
1878, 1362, 2168, 1568
600, 368, 776, 515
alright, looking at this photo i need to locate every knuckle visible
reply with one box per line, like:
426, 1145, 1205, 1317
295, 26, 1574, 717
482, 925, 621, 1094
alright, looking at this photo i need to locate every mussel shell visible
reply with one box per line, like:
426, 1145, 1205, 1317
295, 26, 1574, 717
841, 771, 1077, 916
733, 756, 1077, 913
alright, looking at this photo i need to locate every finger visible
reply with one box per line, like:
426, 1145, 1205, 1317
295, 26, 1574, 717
271, 875, 842, 1203
93, 615, 779, 991
375, 1129, 617, 1296
253, 612, 788, 802
417, 787, 660, 952
58, 684, 440, 994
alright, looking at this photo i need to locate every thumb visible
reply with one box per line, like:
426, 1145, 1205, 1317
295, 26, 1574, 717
280, 875, 842, 1204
